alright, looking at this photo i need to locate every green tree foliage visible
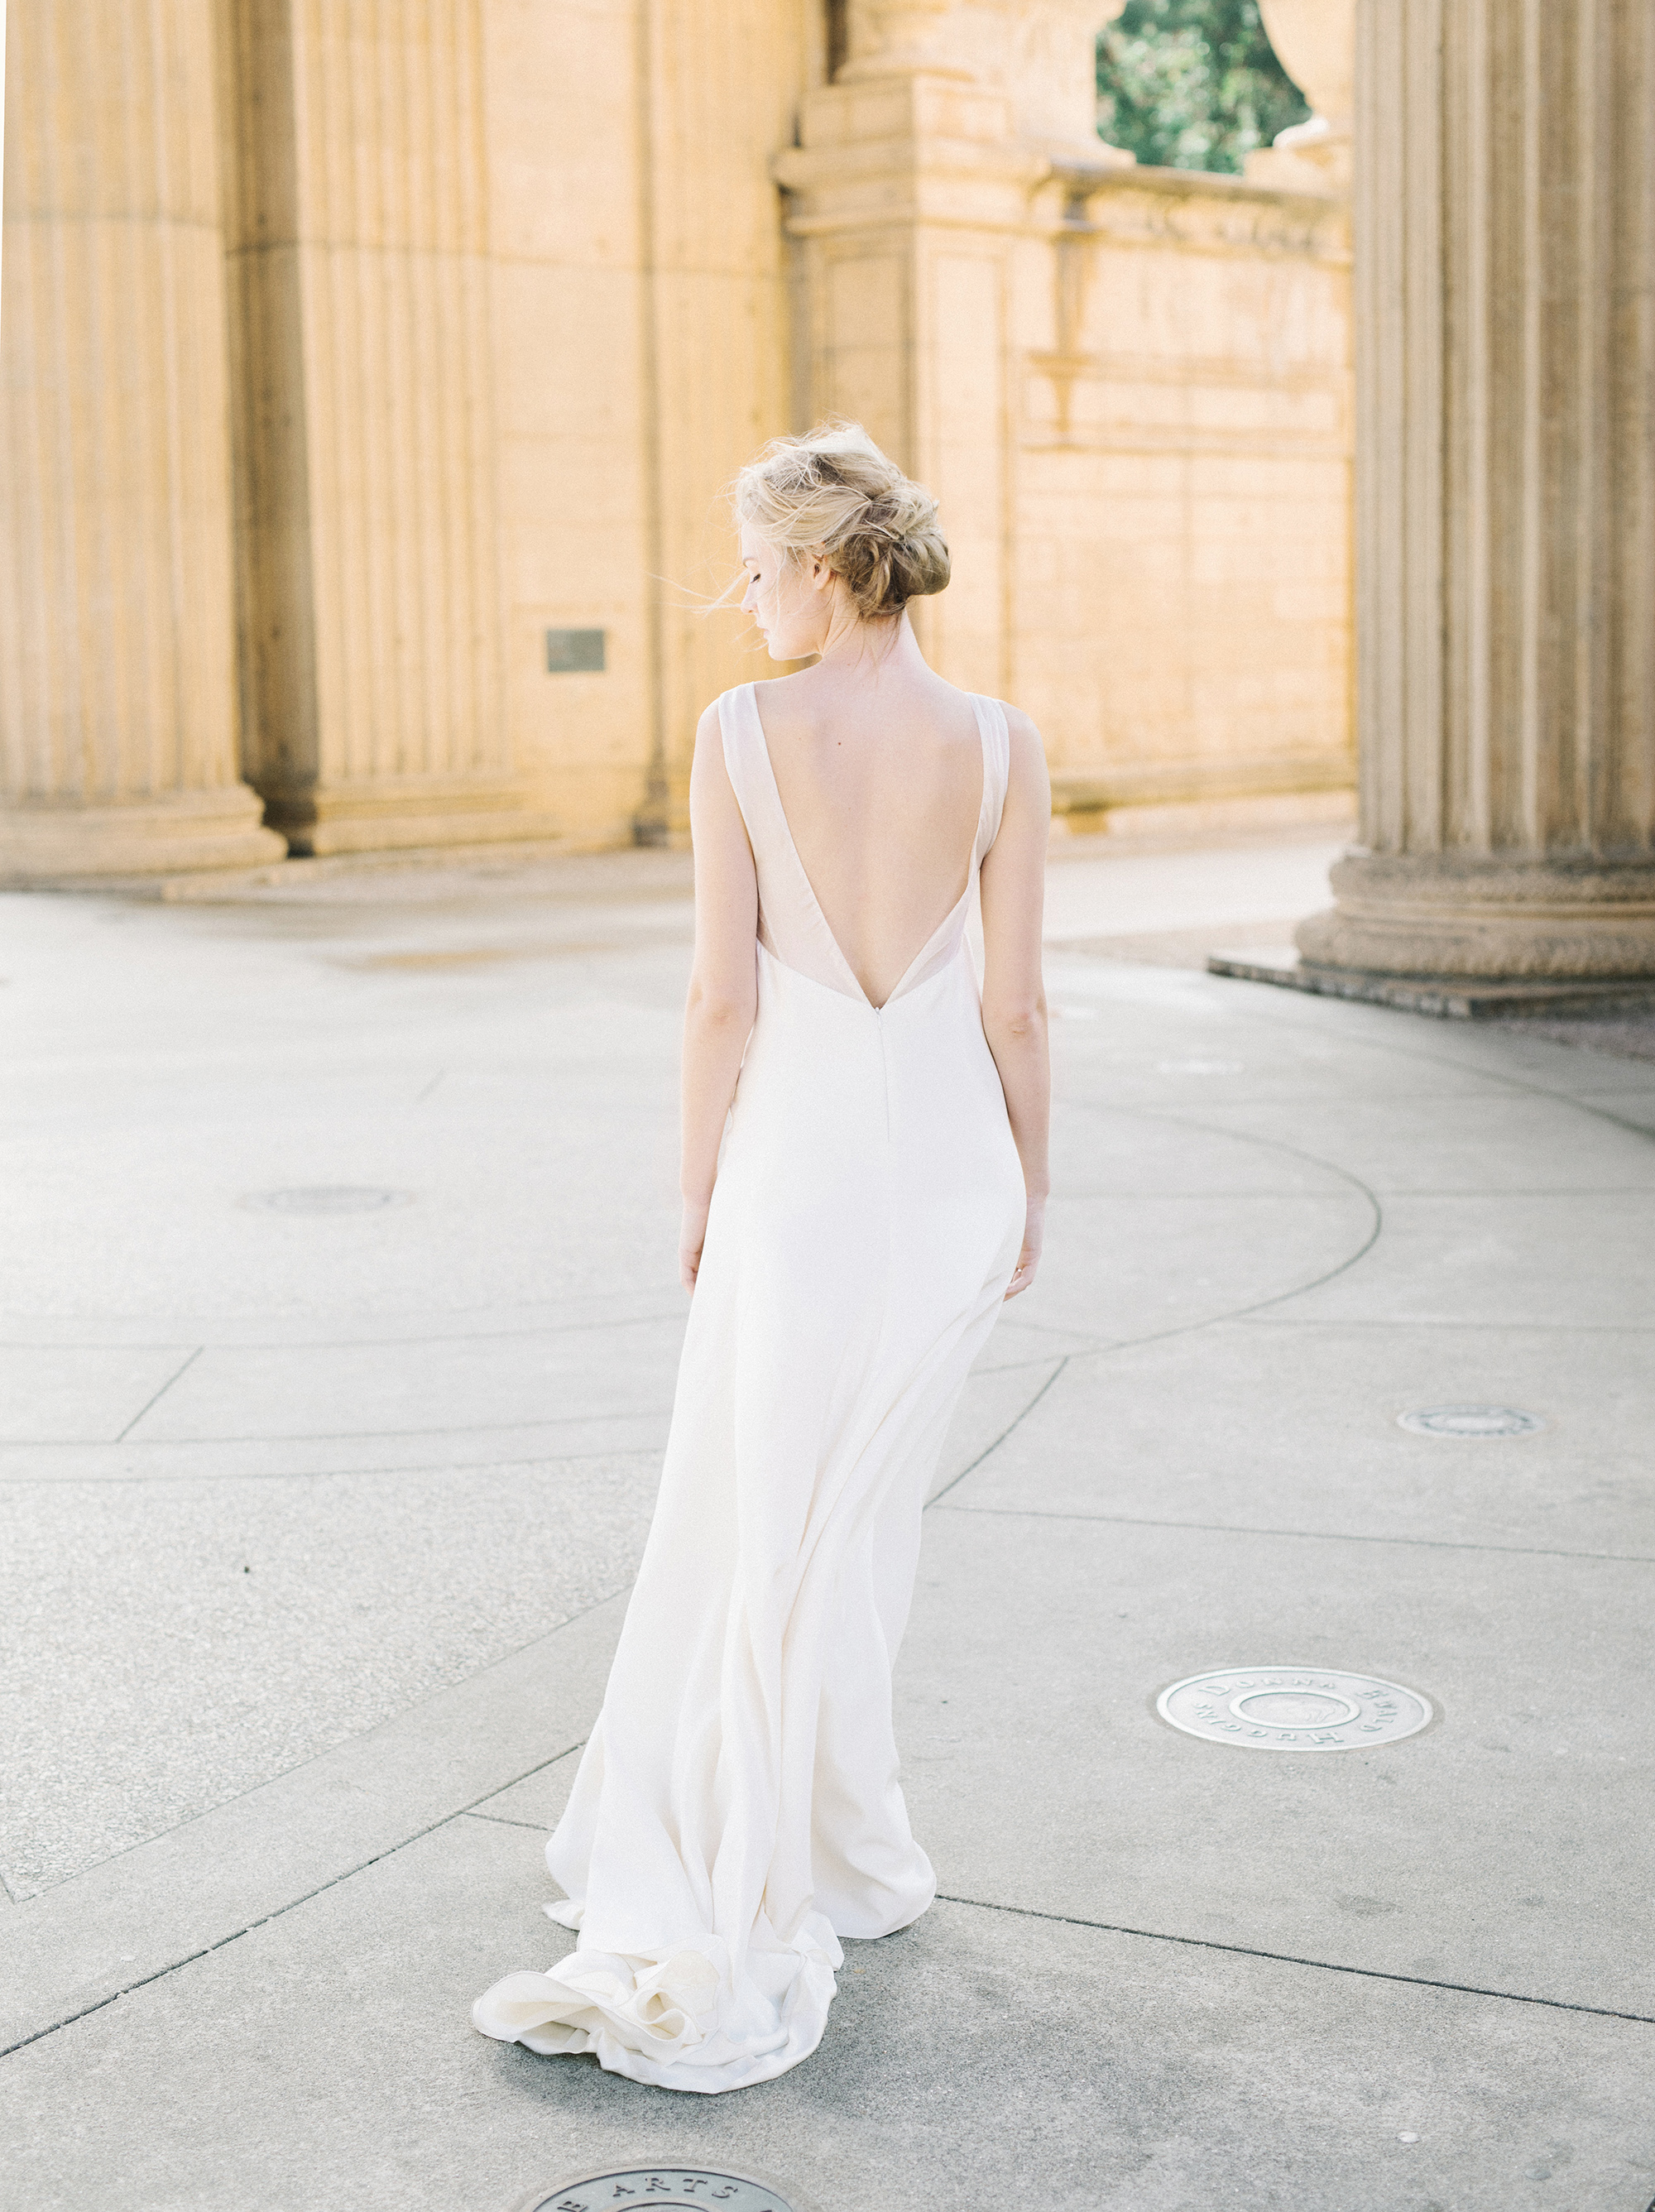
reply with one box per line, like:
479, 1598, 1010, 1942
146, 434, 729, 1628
1096, 0, 1311, 175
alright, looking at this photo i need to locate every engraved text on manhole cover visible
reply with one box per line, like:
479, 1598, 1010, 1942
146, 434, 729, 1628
513, 2171, 804, 2212
1157, 1667, 1433, 1751
1398, 1405, 1542, 1437
245, 1187, 411, 1215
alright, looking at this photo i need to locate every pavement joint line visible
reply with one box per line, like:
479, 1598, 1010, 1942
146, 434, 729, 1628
463, 1811, 554, 1833
933, 1893, 1655, 2027
0, 1739, 588, 2064
113, 1346, 202, 1442
935, 1501, 1655, 1569
1299, 1186, 1655, 1199
987, 1314, 1111, 1346
7, 1594, 624, 1899
1048, 1186, 1363, 1201
0, 1336, 199, 1353
0, 1444, 669, 1487
961, 1351, 1096, 1378
2, 1408, 680, 1451
926, 1360, 1069, 1508
0, 1306, 692, 1355
1060, 1087, 1509, 1111
1235, 1315, 1655, 1333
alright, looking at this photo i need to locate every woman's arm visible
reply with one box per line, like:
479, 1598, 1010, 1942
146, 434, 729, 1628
978, 707, 1051, 1298
679, 702, 760, 1289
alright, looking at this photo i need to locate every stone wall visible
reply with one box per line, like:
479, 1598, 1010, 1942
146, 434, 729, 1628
1014, 165, 1352, 832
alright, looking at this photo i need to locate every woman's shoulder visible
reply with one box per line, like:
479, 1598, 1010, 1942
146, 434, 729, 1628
993, 700, 1050, 817
696, 680, 760, 738
703, 678, 756, 714
981, 698, 1047, 775
982, 696, 1041, 744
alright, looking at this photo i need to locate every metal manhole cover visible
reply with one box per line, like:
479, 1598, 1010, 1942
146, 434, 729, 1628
1157, 1667, 1433, 1751
245, 1187, 411, 1215
513, 2172, 807, 2212
1398, 1405, 1542, 1438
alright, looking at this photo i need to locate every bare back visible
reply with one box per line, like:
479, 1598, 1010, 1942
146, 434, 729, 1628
752, 665, 984, 1008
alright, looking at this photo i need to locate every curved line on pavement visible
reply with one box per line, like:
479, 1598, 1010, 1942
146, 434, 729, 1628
1055, 1097, 1385, 1351
1201, 981, 1655, 1144
925, 1357, 1070, 1510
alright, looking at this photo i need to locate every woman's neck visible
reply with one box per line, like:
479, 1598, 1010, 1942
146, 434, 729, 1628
808, 609, 931, 685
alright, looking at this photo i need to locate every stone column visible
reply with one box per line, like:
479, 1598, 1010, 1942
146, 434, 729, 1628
0, 0, 285, 881
774, 3, 1125, 700
220, 1, 555, 856
1297, 0, 1655, 985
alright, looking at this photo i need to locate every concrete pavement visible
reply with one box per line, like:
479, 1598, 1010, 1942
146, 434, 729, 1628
2, 832, 1652, 2210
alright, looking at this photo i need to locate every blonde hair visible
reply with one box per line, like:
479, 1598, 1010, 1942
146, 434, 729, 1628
731, 420, 950, 621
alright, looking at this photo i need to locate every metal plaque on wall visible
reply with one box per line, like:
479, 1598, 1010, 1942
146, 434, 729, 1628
546, 627, 607, 673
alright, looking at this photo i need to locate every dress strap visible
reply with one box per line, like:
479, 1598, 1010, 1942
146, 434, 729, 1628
972, 696, 1012, 859
717, 684, 783, 852
716, 684, 786, 968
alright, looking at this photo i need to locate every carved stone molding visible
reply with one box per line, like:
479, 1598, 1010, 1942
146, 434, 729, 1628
1055, 166, 1350, 260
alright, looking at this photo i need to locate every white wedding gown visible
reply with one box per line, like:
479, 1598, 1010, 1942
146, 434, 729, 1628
472, 683, 1025, 2091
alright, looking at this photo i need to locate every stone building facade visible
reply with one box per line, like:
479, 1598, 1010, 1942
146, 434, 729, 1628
0, 0, 1355, 877
5, 0, 1650, 997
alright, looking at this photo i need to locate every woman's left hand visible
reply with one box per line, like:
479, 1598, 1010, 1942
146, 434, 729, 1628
679, 1196, 712, 1292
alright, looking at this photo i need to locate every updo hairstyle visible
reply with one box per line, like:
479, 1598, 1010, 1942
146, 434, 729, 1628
732, 421, 950, 621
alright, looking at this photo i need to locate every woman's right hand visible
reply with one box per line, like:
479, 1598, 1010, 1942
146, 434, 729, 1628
1004, 1196, 1045, 1299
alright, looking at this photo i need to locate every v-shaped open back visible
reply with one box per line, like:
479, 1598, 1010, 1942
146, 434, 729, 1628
717, 681, 1010, 1010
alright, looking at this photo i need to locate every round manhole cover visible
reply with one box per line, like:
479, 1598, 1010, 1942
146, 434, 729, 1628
245, 1187, 411, 1215
513, 2173, 807, 2212
1157, 1667, 1433, 1751
1398, 1405, 1542, 1438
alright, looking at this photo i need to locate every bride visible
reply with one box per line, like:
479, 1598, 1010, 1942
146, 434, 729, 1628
473, 421, 1050, 2092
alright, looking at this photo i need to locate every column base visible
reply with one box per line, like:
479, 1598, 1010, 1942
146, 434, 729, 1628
0, 787, 286, 885
1206, 947, 1655, 1021
1293, 853, 1655, 981
257, 775, 564, 859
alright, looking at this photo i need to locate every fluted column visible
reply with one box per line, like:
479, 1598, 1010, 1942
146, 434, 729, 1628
1298, 0, 1655, 982
0, 0, 285, 881
221, 1, 554, 855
